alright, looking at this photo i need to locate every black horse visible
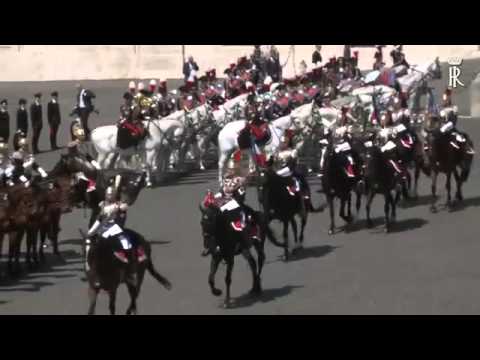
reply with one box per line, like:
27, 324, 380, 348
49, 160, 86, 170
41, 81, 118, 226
258, 169, 309, 260
199, 203, 267, 308
322, 140, 363, 235
363, 142, 403, 232
392, 123, 431, 200
80, 228, 172, 315
426, 124, 474, 212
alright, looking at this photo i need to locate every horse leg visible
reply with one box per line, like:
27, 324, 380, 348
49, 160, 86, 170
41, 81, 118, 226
282, 220, 290, 261
208, 254, 222, 297
328, 195, 335, 235
347, 193, 353, 221
430, 171, 439, 213
25, 228, 33, 269
242, 248, 261, 296
413, 162, 421, 199
392, 190, 399, 223
299, 209, 308, 246
384, 192, 392, 233
108, 288, 117, 315
31, 228, 39, 267
223, 257, 234, 309
252, 238, 265, 279
366, 192, 375, 229
87, 286, 99, 315
355, 189, 362, 219
39, 225, 47, 263
445, 171, 452, 208
51, 213, 61, 256
126, 282, 139, 315
218, 151, 229, 185
144, 149, 157, 188
453, 168, 464, 203
290, 216, 299, 252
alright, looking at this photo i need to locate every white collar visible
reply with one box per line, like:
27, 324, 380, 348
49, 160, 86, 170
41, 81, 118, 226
51, 98, 57, 103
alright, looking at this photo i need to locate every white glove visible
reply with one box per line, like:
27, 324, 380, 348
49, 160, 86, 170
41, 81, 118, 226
38, 168, 48, 178
87, 220, 101, 237
90, 160, 101, 170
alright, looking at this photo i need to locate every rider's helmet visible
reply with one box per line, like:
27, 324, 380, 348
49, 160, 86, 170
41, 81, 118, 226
18, 136, 29, 152
72, 121, 86, 142
149, 79, 157, 93
105, 186, 116, 203
129, 81, 136, 92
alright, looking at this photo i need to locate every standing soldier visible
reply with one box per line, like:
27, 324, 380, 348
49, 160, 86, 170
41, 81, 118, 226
74, 84, 97, 140
30, 92, 43, 154
16, 98, 28, 135
0, 99, 10, 145
47, 91, 61, 150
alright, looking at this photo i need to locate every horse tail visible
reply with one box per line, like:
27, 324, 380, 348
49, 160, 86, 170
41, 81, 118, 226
146, 258, 172, 290
461, 136, 474, 182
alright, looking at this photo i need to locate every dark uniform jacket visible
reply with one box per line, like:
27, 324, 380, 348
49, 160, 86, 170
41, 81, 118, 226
47, 100, 61, 126
0, 110, 10, 141
30, 102, 43, 129
312, 50, 322, 65
16, 108, 28, 134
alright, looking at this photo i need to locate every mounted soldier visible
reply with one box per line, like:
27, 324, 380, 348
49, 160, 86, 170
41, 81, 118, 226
268, 134, 313, 211
86, 177, 147, 266
201, 159, 260, 257
116, 97, 148, 151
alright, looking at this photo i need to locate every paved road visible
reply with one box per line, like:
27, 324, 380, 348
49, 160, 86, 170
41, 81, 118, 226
1, 61, 480, 315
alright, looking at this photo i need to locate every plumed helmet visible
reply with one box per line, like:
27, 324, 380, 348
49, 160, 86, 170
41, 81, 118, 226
137, 82, 145, 91
149, 79, 157, 87
129, 81, 136, 90
18, 137, 28, 150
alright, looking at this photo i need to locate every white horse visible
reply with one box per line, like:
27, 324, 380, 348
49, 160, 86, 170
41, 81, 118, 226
217, 115, 296, 184
396, 57, 442, 94
90, 118, 185, 187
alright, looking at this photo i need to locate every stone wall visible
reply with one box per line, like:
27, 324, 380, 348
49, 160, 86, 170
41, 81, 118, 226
0, 45, 478, 82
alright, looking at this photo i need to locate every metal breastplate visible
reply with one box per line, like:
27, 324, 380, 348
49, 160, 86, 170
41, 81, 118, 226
100, 203, 122, 224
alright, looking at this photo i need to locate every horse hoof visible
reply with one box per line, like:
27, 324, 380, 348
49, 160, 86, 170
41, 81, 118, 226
223, 301, 231, 309
328, 229, 334, 236
212, 288, 222, 297
385, 226, 391, 234
367, 221, 374, 229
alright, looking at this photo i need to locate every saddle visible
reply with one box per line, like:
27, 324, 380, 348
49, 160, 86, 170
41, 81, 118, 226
117, 121, 147, 150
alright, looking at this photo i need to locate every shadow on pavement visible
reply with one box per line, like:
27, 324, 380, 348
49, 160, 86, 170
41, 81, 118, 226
231, 285, 304, 309
288, 245, 339, 262
0, 249, 83, 292
399, 195, 434, 209
448, 196, 480, 213
346, 217, 428, 234
149, 240, 172, 246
